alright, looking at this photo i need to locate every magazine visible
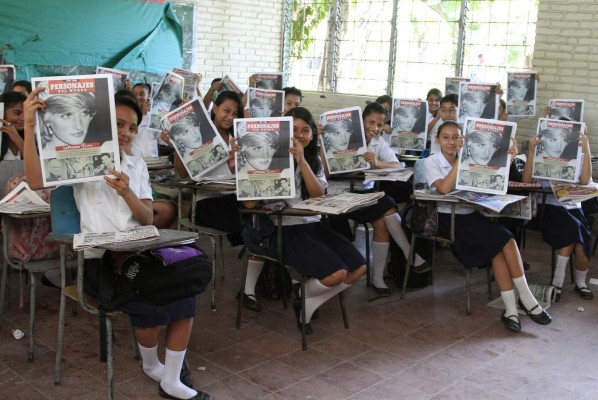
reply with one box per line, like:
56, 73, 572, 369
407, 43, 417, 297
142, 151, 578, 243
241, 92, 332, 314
216, 75, 243, 98
73, 225, 160, 251
234, 117, 295, 201
364, 167, 414, 182
547, 99, 584, 122
480, 194, 534, 220
320, 106, 369, 175
161, 98, 229, 180
0, 65, 15, 94
551, 181, 598, 203
456, 118, 516, 195
506, 71, 537, 117
31, 74, 121, 187
254, 72, 284, 90
149, 71, 184, 131
488, 284, 556, 312
172, 68, 201, 102
532, 118, 584, 183
445, 77, 470, 95
448, 190, 527, 213
457, 82, 499, 123
292, 191, 385, 215
96, 67, 129, 92
389, 98, 428, 151
0, 181, 50, 214
246, 88, 284, 118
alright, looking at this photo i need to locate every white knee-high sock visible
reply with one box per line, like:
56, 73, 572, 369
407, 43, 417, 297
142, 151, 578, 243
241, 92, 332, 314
552, 255, 569, 289
138, 343, 163, 382
513, 275, 541, 315
500, 289, 519, 318
303, 282, 350, 323
161, 349, 197, 399
383, 213, 425, 266
372, 241, 389, 289
575, 268, 589, 288
244, 259, 264, 296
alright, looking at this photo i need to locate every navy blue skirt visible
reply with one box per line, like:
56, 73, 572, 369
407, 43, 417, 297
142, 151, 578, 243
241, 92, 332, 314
438, 211, 513, 268
539, 205, 592, 259
281, 222, 365, 279
349, 195, 396, 222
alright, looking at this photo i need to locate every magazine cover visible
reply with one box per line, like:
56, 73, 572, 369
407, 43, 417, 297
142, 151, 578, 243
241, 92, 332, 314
247, 88, 284, 118
216, 75, 243, 98
457, 82, 499, 123
161, 98, 228, 179
320, 106, 369, 174
551, 181, 598, 204
254, 73, 284, 90
547, 99, 584, 122
532, 118, 584, 183
0, 65, 15, 94
234, 117, 295, 201
31, 74, 121, 187
456, 118, 516, 195
445, 77, 469, 95
96, 67, 129, 92
172, 68, 201, 102
149, 71, 184, 131
507, 71, 537, 117
389, 98, 428, 150
480, 194, 533, 220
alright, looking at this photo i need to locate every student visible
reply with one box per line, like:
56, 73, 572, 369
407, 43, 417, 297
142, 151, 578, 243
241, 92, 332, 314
429, 94, 459, 154
522, 127, 593, 301
425, 121, 551, 332
426, 88, 442, 132
240, 107, 366, 334
0, 91, 26, 160
131, 83, 158, 158
202, 78, 223, 110
283, 86, 302, 114
23, 88, 212, 400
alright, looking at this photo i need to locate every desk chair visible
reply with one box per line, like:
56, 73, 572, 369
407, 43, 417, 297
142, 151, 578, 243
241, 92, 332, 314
400, 159, 493, 315
51, 186, 139, 400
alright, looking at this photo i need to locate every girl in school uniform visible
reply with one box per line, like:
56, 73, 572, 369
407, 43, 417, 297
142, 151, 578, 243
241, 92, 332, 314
522, 127, 594, 301
424, 120, 551, 332
241, 107, 366, 335
24, 88, 211, 400
0, 91, 26, 160
323, 102, 429, 296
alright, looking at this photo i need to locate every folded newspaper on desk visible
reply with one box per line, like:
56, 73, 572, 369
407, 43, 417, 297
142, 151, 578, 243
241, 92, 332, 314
414, 189, 526, 213
364, 167, 414, 182
0, 181, 50, 214
73, 225, 160, 251
551, 181, 598, 204
292, 191, 384, 215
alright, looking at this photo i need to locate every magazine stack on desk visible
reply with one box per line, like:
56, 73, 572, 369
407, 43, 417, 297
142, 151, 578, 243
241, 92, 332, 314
364, 167, 414, 182
73, 225, 160, 250
551, 181, 598, 204
292, 191, 384, 215
0, 181, 50, 214
414, 189, 526, 213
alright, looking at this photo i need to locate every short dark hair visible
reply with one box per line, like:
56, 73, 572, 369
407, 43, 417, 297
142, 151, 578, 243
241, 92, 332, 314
13, 80, 32, 93
211, 78, 222, 85
115, 95, 143, 125
0, 91, 26, 109
426, 88, 442, 99
284, 86, 302, 98
437, 120, 461, 137
363, 102, 387, 119
375, 95, 392, 105
440, 93, 459, 107
132, 82, 151, 93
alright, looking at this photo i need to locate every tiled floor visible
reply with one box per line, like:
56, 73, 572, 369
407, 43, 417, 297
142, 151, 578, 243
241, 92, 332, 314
1, 228, 597, 399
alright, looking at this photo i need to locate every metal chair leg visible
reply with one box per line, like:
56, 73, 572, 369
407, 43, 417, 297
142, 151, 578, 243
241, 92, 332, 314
401, 233, 417, 299
209, 236, 216, 311
0, 260, 9, 329
363, 224, 371, 287
129, 318, 140, 360
106, 317, 115, 400
28, 272, 37, 361
218, 235, 225, 280
55, 244, 68, 385
486, 264, 493, 300
338, 291, 349, 329
466, 268, 472, 316
300, 275, 307, 351
235, 255, 249, 329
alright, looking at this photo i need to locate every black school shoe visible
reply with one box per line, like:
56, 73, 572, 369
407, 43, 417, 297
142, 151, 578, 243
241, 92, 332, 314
517, 299, 552, 325
236, 292, 262, 312
158, 385, 212, 400
575, 285, 594, 300
501, 312, 521, 333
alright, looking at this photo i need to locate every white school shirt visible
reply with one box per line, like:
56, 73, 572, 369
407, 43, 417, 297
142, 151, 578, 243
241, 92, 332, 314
428, 118, 443, 155
423, 151, 474, 214
363, 135, 401, 190
74, 153, 152, 259
2, 149, 21, 160
194, 140, 233, 201
131, 115, 159, 158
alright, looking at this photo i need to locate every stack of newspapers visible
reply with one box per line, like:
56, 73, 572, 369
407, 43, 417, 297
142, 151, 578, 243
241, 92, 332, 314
414, 189, 526, 214
0, 182, 50, 214
364, 167, 414, 182
292, 191, 384, 214
551, 181, 598, 204
73, 225, 160, 251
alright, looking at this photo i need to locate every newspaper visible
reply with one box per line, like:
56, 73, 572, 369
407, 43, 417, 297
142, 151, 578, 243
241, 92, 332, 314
488, 284, 555, 312
292, 191, 385, 215
172, 68, 201, 102
532, 118, 584, 183
480, 194, 534, 220
96, 67, 129, 92
215, 75, 243, 98
254, 73, 283, 90
364, 167, 414, 182
0, 181, 50, 214
149, 71, 184, 131
547, 99, 584, 122
506, 71, 537, 117
234, 117, 295, 201
32, 74, 121, 187
320, 106, 369, 175
457, 82, 499, 123
246, 88, 284, 118
445, 77, 469, 95
73, 225, 160, 251
448, 190, 527, 213
389, 98, 428, 151
0, 65, 16, 94
161, 98, 229, 180
551, 181, 598, 204
456, 118, 516, 195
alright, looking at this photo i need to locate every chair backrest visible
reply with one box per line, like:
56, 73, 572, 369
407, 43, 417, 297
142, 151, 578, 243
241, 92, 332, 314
50, 186, 81, 235
413, 159, 429, 190
0, 160, 24, 194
